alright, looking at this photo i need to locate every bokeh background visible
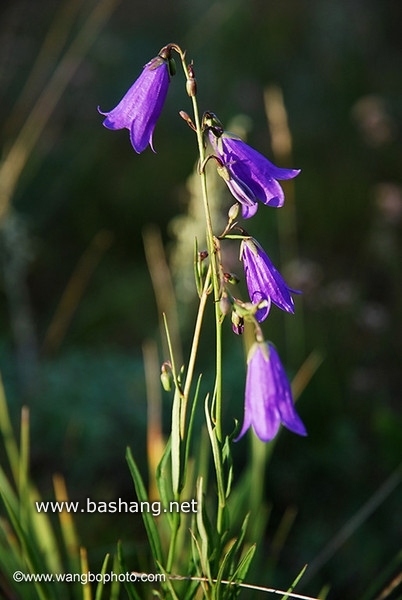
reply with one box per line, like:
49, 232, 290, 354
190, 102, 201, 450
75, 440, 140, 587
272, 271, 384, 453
1, 0, 401, 598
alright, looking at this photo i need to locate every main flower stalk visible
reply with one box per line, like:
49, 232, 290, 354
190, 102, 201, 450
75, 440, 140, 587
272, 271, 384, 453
178, 53, 224, 444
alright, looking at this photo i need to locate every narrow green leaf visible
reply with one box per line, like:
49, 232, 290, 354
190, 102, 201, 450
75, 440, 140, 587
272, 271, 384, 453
0, 464, 19, 517
156, 562, 180, 600
156, 436, 173, 517
193, 237, 203, 298
195, 477, 212, 582
29, 487, 64, 575
117, 541, 142, 600
0, 492, 57, 600
80, 547, 92, 600
0, 375, 20, 484
204, 396, 225, 509
0, 466, 63, 585
110, 550, 122, 600
189, 528, 211, 598
53, 474, 81, 574
222, 435, 234, 499
227, 513, 251, 575
182, 572, 202, 600
281, 564, 308, 600
94, 553, 110, 600
215, 537, 237, 599
19, 407, 30, 523
226, 543, 256, 598
162, 313, 181, 391
126, 447, 164, 566
184, 374, 202, 475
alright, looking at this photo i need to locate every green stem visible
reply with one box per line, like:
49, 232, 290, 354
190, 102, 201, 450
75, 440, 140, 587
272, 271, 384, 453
182, 267, 211, 409
178, 54, 223, 442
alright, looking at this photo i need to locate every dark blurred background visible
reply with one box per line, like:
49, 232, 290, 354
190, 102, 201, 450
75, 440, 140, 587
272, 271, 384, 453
0, 0, 401, 598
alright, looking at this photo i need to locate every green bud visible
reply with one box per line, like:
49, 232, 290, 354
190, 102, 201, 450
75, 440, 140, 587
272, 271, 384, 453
168, 57, 176, 77
160, 363, 173, 392
219, 292, 232, 316
228, 203, 240, 221
224, 272, 240, 285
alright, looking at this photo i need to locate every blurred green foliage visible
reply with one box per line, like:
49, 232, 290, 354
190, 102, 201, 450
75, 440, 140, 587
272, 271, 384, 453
1, 0, 402, 598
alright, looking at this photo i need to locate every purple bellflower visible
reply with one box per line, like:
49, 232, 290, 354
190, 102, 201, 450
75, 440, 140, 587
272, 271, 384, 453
241, 238, 296, 322
204, 112, 299, 218
98, 46, 174, 153
236, 342, 307, 442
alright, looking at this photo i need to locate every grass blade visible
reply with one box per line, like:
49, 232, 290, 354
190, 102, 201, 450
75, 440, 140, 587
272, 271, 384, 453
126, 447, 163, 566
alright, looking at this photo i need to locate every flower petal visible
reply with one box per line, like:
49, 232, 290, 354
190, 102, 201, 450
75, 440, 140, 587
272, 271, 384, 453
269, 344, 307, 436
208, 127, 300, 212
236, 343, 280, 441
221, 138, 299, 208
236, 342, 307, 443
241, 239, 295, 321
99, 56, 170, 153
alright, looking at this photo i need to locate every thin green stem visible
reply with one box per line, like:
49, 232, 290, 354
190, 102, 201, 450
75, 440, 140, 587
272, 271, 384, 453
182, 267, 211, 409
173, 51, 227, 561
178, 53, 223, 442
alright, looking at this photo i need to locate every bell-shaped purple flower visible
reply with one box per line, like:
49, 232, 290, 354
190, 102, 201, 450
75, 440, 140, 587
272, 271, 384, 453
98, 49, 173, 153
205, 113, 299, 218
241, 238, 296, 321
236, 342, 307, 442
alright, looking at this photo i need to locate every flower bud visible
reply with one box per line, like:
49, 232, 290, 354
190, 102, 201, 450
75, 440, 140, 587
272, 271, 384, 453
228, 203, 240, 222
219, 292, 232, 316
231, 310, 244, 335
186, 62, 197, 97
168, 57, 176, 77
224, 272, 240, 285
160, 363, 173, 392
179, 110, 196, 131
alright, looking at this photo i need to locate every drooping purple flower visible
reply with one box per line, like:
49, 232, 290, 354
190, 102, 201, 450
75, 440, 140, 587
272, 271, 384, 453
205, 112, 299, 218
236, 342, 307, 442
241, 238, 296, 322
98, 48, 173, 153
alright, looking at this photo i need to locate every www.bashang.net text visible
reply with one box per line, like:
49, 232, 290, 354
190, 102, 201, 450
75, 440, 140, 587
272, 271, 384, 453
35, 498, 198, 516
